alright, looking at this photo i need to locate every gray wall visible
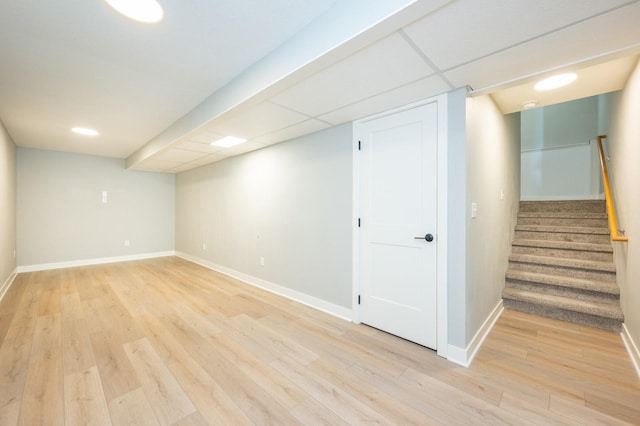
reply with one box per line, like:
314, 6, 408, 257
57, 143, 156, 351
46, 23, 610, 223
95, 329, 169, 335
465, 95, 520, 343
521, 97, 598, 151
606, 59, 640, 347
446, 89, 521, 349
0, 121, 16, 286
521, 97, 601, 200
176, 124, 353, 308
17, 148, 175, 266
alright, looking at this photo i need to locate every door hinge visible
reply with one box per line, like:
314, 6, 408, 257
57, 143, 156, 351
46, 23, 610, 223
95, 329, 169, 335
358, 295, 361, 305
358, 218, 361, 227
358, 140, 361, 151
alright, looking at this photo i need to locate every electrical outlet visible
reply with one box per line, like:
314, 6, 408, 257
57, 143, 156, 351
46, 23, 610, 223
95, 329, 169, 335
102, 191, 108, 203
500, 188, 505, 200
124, 240, 130, 247
202, 243, 206, 251
260, 256, 265, 267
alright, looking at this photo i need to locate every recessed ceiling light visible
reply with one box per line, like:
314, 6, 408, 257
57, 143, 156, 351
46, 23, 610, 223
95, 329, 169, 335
211, 136, 247, 148
105, 0, 164, 23
71, 127, 99, 136
534, 73, 577, 91
521, 101, 538, 110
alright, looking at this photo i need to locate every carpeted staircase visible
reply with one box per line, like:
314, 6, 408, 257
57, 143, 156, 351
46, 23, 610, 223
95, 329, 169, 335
502, 200, 624, 332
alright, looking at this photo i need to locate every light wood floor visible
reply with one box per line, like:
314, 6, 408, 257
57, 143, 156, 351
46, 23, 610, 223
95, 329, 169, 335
0, 257, 638, 425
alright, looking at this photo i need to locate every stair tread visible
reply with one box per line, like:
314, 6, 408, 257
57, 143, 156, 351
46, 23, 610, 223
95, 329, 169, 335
502, 287, 624, 320
505, 269, 619, 294
509, 253, 616, 273
515, 225, 610, 235
520, 200, 604, 205
512, 239, 613, 252
518, 212, 607, 219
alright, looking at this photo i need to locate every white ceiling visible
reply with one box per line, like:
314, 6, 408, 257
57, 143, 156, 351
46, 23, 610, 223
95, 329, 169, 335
0, 0, 340, 157
1, 0, 639, 173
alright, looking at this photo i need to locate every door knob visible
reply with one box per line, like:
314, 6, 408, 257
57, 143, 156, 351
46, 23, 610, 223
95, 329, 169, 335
414, 233, 434, 242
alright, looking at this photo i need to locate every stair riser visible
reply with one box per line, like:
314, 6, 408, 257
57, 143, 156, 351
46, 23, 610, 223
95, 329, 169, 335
508, 262, 616, 282
503, 300, 621, 332
517, 217, 608, 227
514, 230, 610, 244
519, 201, 606, 214
511, 245, 613, 262
504, 280, 619, 303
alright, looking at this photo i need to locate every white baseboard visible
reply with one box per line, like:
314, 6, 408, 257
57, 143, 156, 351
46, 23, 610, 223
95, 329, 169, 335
621, 323, 640, 379
176, 252, 353, 322
16, 251, 176, 273
0, 268, 18, 302
447, 300, 504, 367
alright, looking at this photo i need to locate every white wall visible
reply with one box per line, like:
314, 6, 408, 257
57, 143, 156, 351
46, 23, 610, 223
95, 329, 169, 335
466, 95, 520, 343
521, 97, 601, 200
0, 121, 16, 290
175, 124, 353, 309
446, 88, 468, 349
606, 59, 640, 348
17, 148, 175, 267
445, 90, 521, 350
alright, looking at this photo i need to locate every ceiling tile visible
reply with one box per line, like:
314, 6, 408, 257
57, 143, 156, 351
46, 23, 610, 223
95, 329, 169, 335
220, 141, 267, 158
443, 1, 640, 90
187, 131, 224, 144
176, 140, 226, 154
194, 142, 267, 164
270, 32, 435, 116
153, 148, 207, 163
205, 102, 310, 140
252, 119, 332, 145
170, 163, 201, 173
403, 0, 633, 71
318, 75, 451, 124
132, 158, 183, 172
187, 153, 227, 167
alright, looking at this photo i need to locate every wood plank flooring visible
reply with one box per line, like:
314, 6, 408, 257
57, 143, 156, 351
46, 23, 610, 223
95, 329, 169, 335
0, 256, 638, 425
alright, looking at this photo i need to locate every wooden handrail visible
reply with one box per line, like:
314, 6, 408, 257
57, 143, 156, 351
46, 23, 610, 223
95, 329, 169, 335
596, 135, 628, 242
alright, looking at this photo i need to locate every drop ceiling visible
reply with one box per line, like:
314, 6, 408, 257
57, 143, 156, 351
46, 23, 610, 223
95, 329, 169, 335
1, 0, 639, 173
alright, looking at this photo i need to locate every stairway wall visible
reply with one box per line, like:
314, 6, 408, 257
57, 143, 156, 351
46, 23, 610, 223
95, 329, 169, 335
463, 94, 520, 343
0, 120, 16, 291
605, 59, 640, 348
445, 90, 521, 355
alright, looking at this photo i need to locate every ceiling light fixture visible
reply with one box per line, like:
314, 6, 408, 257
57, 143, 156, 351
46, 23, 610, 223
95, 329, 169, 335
105, 0, 164, 23
71, 127, 100, 136
534, 73, 577, 91
521, 101, 538, 110
211, 136, 247, 148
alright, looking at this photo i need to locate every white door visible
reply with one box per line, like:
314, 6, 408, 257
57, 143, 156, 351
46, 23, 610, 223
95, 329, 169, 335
358, 102, 438, 349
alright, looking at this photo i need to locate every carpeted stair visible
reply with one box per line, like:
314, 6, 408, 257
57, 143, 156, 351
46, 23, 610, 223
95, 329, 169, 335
502, 200, 624, 332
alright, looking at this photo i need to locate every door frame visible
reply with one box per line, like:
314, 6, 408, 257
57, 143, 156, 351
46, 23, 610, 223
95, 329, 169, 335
352, 94, 448, 358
